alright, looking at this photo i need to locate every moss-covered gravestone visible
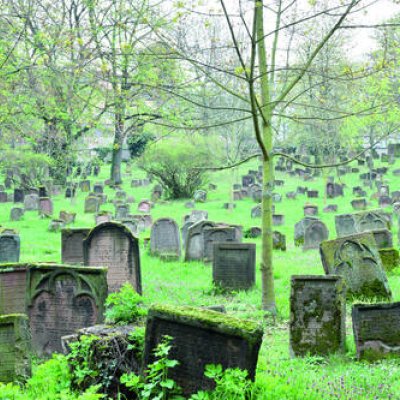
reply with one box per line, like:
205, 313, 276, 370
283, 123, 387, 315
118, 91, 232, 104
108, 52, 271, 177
61, 228, 91, 264
144, 305, 263, 396
0, 263, 107, 357
320, 232, 391, 300
150, 218, 181, 260
352, 302, 400, 361
212, 243, 255, 290
0, 314, 31, 382
290, 275, 346, 357
84, 222, 142, 294
379, 248, 400, 272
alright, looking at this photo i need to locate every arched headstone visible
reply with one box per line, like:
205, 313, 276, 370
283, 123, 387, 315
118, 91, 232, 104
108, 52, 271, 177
150, 218, 181, 259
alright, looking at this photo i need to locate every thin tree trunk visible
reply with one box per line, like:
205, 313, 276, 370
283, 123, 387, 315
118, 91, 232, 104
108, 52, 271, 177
110, 113, 124, 185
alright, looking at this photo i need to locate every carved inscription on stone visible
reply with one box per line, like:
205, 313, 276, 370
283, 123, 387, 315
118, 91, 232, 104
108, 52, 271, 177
61, 228, 90, 264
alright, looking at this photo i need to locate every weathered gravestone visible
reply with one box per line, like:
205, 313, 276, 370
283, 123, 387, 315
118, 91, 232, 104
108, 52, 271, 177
212, 243, 255, 290
290, 275, 346, 357
24, 194, 39, 211
352, 302, 400, 361
144, 305, 263, 396
304, 204, 318, 216
115, 204, 130, 220
303, 220, 329, 251
13, 188, 24, 203
0, 191, 7, 203
59, 210, 76, 225
84, 196, 100, 214
150, 218, 181, 259
0, 314, 31, 383
323, 204, 338, 213
273, 231, 286, 251
61, 228, 91, 264
193, 190, 207, 203
244, 226, 262, 239
93, 184, 103, 194
203, 226, 239, 262
95, 211, 113, 225
379, 196, 392, 208
79, 180, 91, 192
84, 222, 142, 294
10, 207, 24, 221
242, 175, 255, 187
0, 263, 107, 357
335, 209, 391, 237
326, 183, 344, 199
320, 232, 392, 300
181, 221, 194, 248
272, 214, 285, 226
379, 248, 400, 272
307, 190, 319, 198
251, 204, 262, 218
120, 219, 138, 235
38, 197, 53, 216
48, 219, 66, 232
0, 230, 20, 262
185, 220, 216, 261
190, 210, 208, 222
138, 200, 152, 213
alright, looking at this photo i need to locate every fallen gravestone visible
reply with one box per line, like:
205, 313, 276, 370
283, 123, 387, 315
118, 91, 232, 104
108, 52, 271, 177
144, 305, 263, 396
290, 275, 346, 357
150, 218, 181, 259
61, 228, 91, 264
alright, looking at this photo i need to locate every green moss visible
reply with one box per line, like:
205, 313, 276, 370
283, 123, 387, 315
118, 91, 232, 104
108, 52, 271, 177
379, 248, 400, 273
149, 304, 263, 345
0, 262, 107, 273
0, 314, 28, 324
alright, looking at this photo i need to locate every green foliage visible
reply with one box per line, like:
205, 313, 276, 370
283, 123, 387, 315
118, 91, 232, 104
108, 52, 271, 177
104, 282, 147, 325
127, 132, 154, 158
121, 335, 183, 400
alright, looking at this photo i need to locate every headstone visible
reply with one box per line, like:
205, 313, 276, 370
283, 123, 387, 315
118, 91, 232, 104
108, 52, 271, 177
38, 197, 53, 216
24, 194, 39, 211
10, 207, 24, 221
320, 232, 392, 300
303, 220, 329, 250
193, 190, 207, 203
38, 186, 48, 197
379, 196, 392, 208
185, 220, 216, 261
272, 214, 285, 226
352, 302, 400, 361
323, 204, 338, 213
79, 180, 91, 192
138, 200, 152, 213
272, 193, 282, 203
65, 187, 73, 198
273, 231, 286, 251
95, 211, 113, 225
371, 229, 393, 249
59, 211, 76, 225
242, 175, 255, 187
290, 275, 346, 357
181, 221, 194, 247
0, 191, 7, 203
93, 184, 103, 194
304, 204, 318, 216
307, 190, 318, 198
294, 217, 318, 247
84, 222, 142, 294
251, 204, 262, 218
0, 231, 20, 262
190, 210, 208, 222
150, 218, 181, 259
84, 196, 100, 214
48, 219, 66, 232
286, 191, 297, 199
13, 188, 24, 203
0, 314, 31, 382
203, 226, 239, 262
61, 228, 91, 264
297, 186, 307, 195
379, 248, 400, 272
213, 243, 256, 290
144, 305, 263, 396
233, 190, 242, 201
244, 227, 262, 239
115, 204, 130, 220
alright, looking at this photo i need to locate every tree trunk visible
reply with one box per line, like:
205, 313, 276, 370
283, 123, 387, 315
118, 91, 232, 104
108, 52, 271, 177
110, 113, 124, 185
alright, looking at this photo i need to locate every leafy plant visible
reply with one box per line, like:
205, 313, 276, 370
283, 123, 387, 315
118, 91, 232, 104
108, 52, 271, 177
104, 283, 147, 324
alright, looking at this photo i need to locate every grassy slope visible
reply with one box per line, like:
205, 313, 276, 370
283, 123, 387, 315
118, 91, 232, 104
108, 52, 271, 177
1, 159, 400, 399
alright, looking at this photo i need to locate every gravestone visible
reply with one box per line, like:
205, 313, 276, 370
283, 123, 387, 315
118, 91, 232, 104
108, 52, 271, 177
61, 228, 91, 264
79, 180, 91, 192
212, 243, 255, 290
320, 232, 392, 300
13, 188, 24, 203
59, 211, 76, 225
115, 190, 127, 201
65, 187, 73, 198
203, 226, 239, 262
326, 183, 344, 199
95, 211, 113, 225
38, 186, 48, 197
184, 201, 195, 209
38, 197, 53, 216
150, 218, 181, 259
251, 204, 262, 218
138, 200, 152, 213
273, 231, 286, 251
233, 190, 242, 201
297, 186, 307, 195
181, 221, 194, 247
307, 190, 319, 198
151, 185, 163, 202
304, 204, 318, 216
352, 302, 400, 361
252, 189, 263, 203
48, 219, 66, 232
244, 227, 262, 239
120, 219, 139, 235
286, 191, 297, 199
185, 220, 216, 261
379, 196, 392, 208
294, 217, 319, 247
290, 275, 346, 357
0, 230, 20, 262
0, 191, 7, 203
303, 220, 329, 250
371, 229, 393, 249
0, 314, 31, 383
193, 190, 207, 203
379, 248, 400, 272
272, 214, 285, 226
115, 204, 130, 220
24, 194, 39, 211
93, 184, 103, 194
144, 305, 263, 396
242, 175, 255, 187
190, 210, 208, 222
323, 204, 338, 213
10, 207, 24, 221
272, 193, 282, 203
84, 196, 99, 214
84, 222, 142, 294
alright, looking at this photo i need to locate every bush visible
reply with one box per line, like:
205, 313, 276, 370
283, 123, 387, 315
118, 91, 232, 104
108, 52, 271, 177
138, 135, 219, 199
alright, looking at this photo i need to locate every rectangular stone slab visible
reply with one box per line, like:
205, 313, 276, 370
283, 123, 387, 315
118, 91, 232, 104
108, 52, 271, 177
144, 305, 263, 396
352, 302, 400, 361
290, 275, 346, 357
0, 314, 31, 382
61, 228, 91, 264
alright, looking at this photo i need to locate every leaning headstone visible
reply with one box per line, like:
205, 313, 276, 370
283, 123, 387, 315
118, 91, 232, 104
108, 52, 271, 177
213, 243, 255, 290
59, 210, 76, 225
352, 302, 400, 361
84, 222, 142, 294
203, 226, 239, 262
84, 196, 99, 214
320, 232, 392, 300
61, 228, 91, 264
323, 204, 338, 213
144, 305, 263, 396
303, 220, 329, 250
185, 220, 216, 261
290, 275, 346, 357
24, 194, 39, 211
0, 314, 31, 383
0, 230, 20, 262
150, 218, 181, 259
10, 207, 24, 221
181, 221, 194, 247
38, 197, 53, 216
371, 229, 393, 249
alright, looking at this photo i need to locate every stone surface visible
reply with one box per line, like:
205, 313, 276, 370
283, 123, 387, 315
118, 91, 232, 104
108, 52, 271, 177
0, 314, 31, 383
0, 231, 20, 262
193, 190, 207, 203
351, 198, 367, 210
150, 218, 181, 259
203, 226, 239, 262
115, 204, 130, 220
144, 305, 263, 396
273, 231, 286, 251
61, 228, 91, 264
290, 275, 346, 357
379, 248, 400, 272
24, 194, 39, 211
185, 220, 216, 261
303, 220, 329, 251
304, 204, 318, 216
84, 222, 142, 294
320, 232, 392, 300
352, 302, 400, 361
10, 207, 24, 221
138, 200, 152, 213
13, 188, 24, 203
84, 196, 100, 214
38, 197, 53, 216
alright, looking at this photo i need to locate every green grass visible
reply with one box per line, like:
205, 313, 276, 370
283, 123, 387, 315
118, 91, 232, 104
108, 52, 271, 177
1, 158, 400, 399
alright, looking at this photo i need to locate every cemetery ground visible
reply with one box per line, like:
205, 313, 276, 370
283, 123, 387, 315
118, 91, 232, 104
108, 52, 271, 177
1, 161, 400, 399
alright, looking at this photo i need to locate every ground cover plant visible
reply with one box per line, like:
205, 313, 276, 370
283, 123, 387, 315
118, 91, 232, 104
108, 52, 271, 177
0, 159, 400, 399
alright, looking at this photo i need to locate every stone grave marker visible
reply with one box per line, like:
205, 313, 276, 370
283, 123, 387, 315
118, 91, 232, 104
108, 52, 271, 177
352, 302, 400, 361
0, 314, 31, 383
13, 188, 24, 203
10, 207, 24, 221
307, 190, 319, 198
203, 226, 239, 262
115, 204, 130, 220
59, 210, 76, 225
84, 222, 142, 294
38, 197, 53, 216
272, 193, 282, 203
304, 204, 318, 216
242, 175, 255, 187
144, 305, 263, 396
212, 243, 255, 290
61, 228, 91, 264
0, 191, 7, 203
138, 200, 152, 213
190, 210, 208, 222
0, 230, 20, 262
303, 220, 329, 250
48, 219, 66, 232
79, 180, 91, 192
95, 211, 113, 225
184, 201, 195, 208
320, 232, 392, 300
24, 194, 39, 211
244, 227, 262, 239
150, 218, 181, 259
294, 217, 319, 247
323, 204, 338, 213
93, 184, 103, 194
290, 275, 346, 357
273, 231, 286, 251
371, 228, 393, 249
286, 191, 297, 199
84, 196, 100, 214
120, 219, 139, 235
272, 214, 284, 226
181, 221, 194, 247
251, 204, 262, 218
193, 190, 207, 203
252, 189, 263, 203
185, 221, 216, 261
379, 196, 392, 208
233, 190, 242, 201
